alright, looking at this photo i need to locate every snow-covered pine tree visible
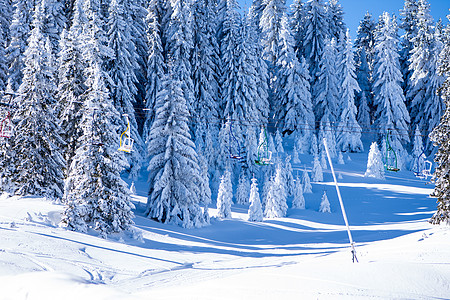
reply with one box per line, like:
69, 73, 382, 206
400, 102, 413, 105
284, 155, 295, 197
318, 115, 337, 158
275, 14, 314, 140
313, 38, 339, 126
354, 12, 376, 121
399, 0, 419, 104
0, 4, 65, 199
248, 176, 263, 221
236, 172, 250, 205
56, 28, 87, 173
292, 175, 305, 209
302, 0, 328, 85
217, 168, 233, 219
0, 26, 7, 91
409, 0, 445, 155
191, 0, 220, 147
373, 12, 410, 154
336, 30, 363, 153
310, 133, 318, 156
275, 129, 284, 153
337, 151, 344, 164
410, 125, 423, 172
357, 90, 371, 129
319, 191, 331, 213
320, 149, 327, 169
143, 0, 165, 141
146, 75, 206, 227
311, 155, 323, 182
6, 0, 34, 92
61, 62, 135, 237
107, 0, 144, 179
40, 0, 66, 56
264, 164, 288, 218
259, 0, 285, 67
429, 16, 450, 225
364, 141, 385, 179
164, 0, 194, 116
290, 0, 306, 59
197, 153, 212, 223
302, 168, 312, 193
326, 0, 345, 45
0, 0, 12, 43
293, 144, 300, 163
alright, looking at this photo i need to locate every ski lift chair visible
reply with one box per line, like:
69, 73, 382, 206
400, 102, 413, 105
118, 114, 134, 153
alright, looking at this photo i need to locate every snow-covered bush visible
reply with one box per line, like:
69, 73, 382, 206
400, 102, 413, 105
364, 142, 385, 179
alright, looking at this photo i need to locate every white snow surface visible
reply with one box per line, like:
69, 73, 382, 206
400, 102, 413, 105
1, 148, 450, 299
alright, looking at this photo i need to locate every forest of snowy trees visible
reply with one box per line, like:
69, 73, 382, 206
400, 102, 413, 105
0, 0, 449, 234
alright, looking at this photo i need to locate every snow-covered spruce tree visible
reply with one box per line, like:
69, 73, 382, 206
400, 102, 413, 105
409, 0, 445, 155
311, 155, 323, 182
0, 5, 65, 199
40, 0, 66, 56
313, 38, 339, 127
217, 168, 233, 219
275, 14, 314, 140
410, 125, 424, 172
143, 0, 165, 141
275, 129, 284, 154
146, 75, 206, 228
320, 149, 327, 170
399, 0, 419, 103
292, 175, 305, 209
236, 172, 250, 205
302, 168, 312, 193
318, 115, 337, 158
336, 30, 363, 153
429, 16, 450, 225
0, 0, 12, 42
310, 133, 318, 156
61, 62, 135, 237
326, 0, 345, 45
107, 0, 144, 179
191, 0, 220, 136
337, 151, 344, 164
6, 0, 34, 92
373, 13, 410, 156
357, 89, 371, 129
259, 0, 285, 66
354, 12, 376, 121
197, 153, 212, 223
302, 0, 328, 85
0, 26, 7, 91
364, 141, 385, 179
284, 155, 295, 197
56, 28, 87, 173
290, 0, 306, 59
248, 177, 263, 222
293, 144, 300, 163
319, 191, 331, 213
164, 0, 195, 116
264, 164, 287, 218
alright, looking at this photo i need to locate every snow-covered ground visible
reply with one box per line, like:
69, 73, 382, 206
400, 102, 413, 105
1, 147, 450, 300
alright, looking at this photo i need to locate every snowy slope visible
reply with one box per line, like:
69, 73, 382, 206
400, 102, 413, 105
1, 146, 450, 299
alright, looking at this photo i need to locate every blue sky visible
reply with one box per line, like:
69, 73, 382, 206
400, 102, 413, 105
239, 0, 449, 38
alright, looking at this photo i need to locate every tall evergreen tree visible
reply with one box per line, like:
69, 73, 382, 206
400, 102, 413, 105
143, 0, 165, 141
399, 0, 419, 104
264, 164, 287, 218
107, 0, 144, 179
216, 168, 233, 219
6, 0, 34, 92
336, 30, 363, 153
313, 38, 339, 126
40, 0, 67, 56
302, 0, 328, 85
248, 176, 263, 221
429, 15, 450, 225
56, 28, 87, 172
0, 4, 65, 199
275, 14, 314, 140
61, 61, 134, 237
408, 0, 444, 155
373, 13, 410, 152
146, 75, 206, 228
326, 0, 345, 45
290, 0, 305, 59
